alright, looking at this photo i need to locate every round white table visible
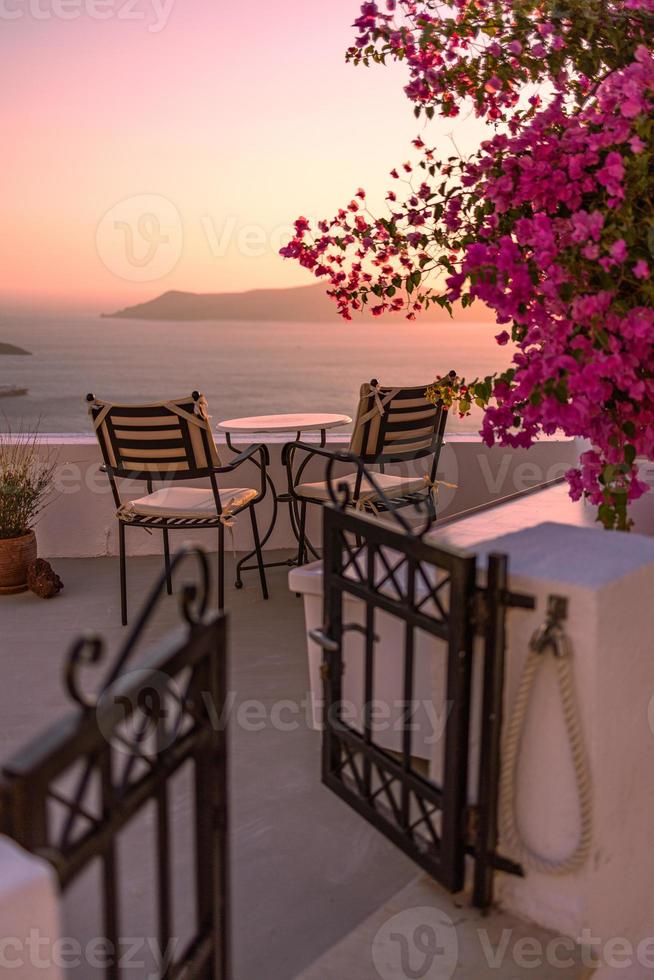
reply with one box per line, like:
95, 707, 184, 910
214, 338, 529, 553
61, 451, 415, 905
217, 413, 351, 438
216, 412, 352, 585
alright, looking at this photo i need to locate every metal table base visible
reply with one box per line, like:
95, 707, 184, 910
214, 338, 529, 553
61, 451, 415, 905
225, 430, 323, 588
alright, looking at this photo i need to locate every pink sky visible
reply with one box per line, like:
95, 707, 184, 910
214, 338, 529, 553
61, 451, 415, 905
1, 0, 487, 312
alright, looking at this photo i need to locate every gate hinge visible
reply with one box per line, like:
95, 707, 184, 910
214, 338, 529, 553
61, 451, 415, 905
471, 592, 489, 635
464, 806, 524, 878
465, 805, 480, 846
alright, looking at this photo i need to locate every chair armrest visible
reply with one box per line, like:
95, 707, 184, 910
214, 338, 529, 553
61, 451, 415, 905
216, 442, 270, 470
214, 443, 269, 501
282, 441, 362, 502
280, 440, 344, 466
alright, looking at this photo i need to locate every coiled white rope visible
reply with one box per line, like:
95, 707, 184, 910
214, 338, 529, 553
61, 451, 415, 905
499, 602, 593, 875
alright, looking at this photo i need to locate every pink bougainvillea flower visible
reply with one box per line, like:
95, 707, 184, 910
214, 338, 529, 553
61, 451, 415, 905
610, 239, 629, 262
282, 0, 654, 529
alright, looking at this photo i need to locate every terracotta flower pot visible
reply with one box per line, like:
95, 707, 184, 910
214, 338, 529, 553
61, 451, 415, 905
0, 531, 37, 595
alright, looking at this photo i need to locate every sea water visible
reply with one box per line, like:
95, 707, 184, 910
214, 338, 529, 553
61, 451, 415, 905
0, 314, 511, 435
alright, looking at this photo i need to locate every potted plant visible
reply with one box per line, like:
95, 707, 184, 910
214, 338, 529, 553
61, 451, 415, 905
0, 427, 56, 594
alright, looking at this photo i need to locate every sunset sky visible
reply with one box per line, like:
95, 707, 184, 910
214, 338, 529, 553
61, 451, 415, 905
1, 0, 488, 312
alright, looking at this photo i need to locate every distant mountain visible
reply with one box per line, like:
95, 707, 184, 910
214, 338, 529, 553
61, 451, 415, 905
0, 342, 30, 355
103, 284, 491, 324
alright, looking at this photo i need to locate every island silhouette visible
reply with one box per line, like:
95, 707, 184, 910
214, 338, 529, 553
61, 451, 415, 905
103, 283, 491, 323
0, 343, 31, 355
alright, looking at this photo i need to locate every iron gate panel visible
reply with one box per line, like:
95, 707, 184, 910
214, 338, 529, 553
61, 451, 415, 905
0, 547, 229, 980
319, 504, 531, 906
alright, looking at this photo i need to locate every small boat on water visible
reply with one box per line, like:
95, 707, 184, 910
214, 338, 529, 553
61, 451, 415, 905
0, 385, 28, 398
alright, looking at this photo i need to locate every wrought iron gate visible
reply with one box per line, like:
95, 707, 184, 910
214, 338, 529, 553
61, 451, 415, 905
0, 546, 229, 979
314, 496, 533, 909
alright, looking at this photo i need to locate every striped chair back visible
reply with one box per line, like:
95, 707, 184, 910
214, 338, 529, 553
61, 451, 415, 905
87, 392, 221, 479
348, 381, 448, 464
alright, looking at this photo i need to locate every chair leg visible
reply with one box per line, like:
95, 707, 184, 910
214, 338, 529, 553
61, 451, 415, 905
250, 506, 269, 601
425, 490, 437, 529
162, 528, 172, 595
297, 500, 307, 568
118, 521, 127, 626
218, 524, 225, 611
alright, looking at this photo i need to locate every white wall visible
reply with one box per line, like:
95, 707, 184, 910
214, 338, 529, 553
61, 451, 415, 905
33, 436, 578, 558
472, 523, 654, 977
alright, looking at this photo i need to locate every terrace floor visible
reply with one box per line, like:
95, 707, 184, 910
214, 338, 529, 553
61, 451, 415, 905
1, 531, 595, 977
1, 554, 420, 980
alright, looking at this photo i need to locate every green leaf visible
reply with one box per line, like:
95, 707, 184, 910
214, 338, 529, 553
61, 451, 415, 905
625, 444, 637, 466
648, 224, 654, 260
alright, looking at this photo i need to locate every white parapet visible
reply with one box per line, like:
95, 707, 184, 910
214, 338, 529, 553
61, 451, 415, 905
30, 435, 577, 557
470, 521, 654, 977
0, 837, 63, 979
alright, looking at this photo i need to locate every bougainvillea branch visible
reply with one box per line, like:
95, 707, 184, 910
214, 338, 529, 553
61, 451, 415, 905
281, 0, 654, 530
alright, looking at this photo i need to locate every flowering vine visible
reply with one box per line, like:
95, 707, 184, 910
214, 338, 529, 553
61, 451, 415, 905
281, 0, 654, 530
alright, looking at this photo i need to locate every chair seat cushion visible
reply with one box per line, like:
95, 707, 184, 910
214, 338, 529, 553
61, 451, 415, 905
122, 486, 257, 520
295, 470, 429, 504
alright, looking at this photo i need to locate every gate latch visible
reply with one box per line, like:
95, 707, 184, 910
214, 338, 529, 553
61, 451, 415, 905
472, 587, 536, 634
309, 628, 339, 653
309, 622, 380, 651
310, 622, 381, 680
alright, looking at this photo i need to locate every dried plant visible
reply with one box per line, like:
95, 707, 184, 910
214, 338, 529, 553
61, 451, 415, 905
0, 424, 57, 539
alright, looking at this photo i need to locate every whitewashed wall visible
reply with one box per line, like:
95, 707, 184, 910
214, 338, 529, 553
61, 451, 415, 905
474, 523, 654, 977
33, 435, 578, 558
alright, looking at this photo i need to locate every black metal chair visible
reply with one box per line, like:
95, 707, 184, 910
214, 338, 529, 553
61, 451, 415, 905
282, 379, 450, 566
87, 391, 269, 624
